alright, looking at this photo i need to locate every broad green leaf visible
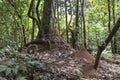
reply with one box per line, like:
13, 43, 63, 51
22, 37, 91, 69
19, 65, 27, 72
5, 68, 12, 76
0, 65, 7, 72
5, 59, 16, 65
16, 75, 27, 80
12, 67, 18, 75
13, 65, 21, 74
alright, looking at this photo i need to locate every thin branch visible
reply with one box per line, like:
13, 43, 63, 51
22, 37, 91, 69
65, 0, 69, 42
27, 0, 38, 24
6, 0, 21, 18
36, 0, 41, 31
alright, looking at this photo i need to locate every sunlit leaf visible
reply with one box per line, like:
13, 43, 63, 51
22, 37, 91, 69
16, 75, 27, 80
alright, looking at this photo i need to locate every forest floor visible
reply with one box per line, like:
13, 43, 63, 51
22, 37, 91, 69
97, 57, 120, 80
19, 31, 120, 80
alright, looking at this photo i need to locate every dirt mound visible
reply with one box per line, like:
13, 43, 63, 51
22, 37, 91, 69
74, 49, 95, 63
18, 31, 96, 79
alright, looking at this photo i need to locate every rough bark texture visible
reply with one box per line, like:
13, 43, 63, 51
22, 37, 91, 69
42, 0, 52, 34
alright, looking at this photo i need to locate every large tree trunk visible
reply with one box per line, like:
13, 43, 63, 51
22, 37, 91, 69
94, 18, 120, 69
41, 0, 53, 34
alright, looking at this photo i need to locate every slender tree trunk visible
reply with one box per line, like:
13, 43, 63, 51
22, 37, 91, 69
76, 0, 79, 28
51, 0, 56, 28
74, 0, 79, 49
79, 0, 83, 48
80, 14, 83, 47
31, 1, 35, 41
22, 25, 26, 44
81, 0, 86, 48
20, 5, 26, 45
20, 15, 26, 45
108, 0, 114, 54
65, 0, 69, 42
94, 18, 120, 69
112, 0, 117, 54
57, 0, 60, 33
108, 0, 111, 32
36, 0, 42, 38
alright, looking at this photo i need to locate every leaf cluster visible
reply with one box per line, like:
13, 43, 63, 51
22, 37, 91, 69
0, 46, 55, 80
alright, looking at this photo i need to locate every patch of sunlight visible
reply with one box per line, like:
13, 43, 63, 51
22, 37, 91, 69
102, 50, 113, 59
102, 51, 120, 59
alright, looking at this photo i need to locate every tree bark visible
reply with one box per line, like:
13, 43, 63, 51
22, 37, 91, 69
81, 0, 87, 48
94, 18, 120, 69
31, 1, 35, 41
56, 0, 60, 33
36, 0, 42, 37
42, 0, 53, 34
108, 0, 114, 54
65, 0, 69, 43
76, 0, 79, 28
73, 0, 79, 49
112, 0, 117, 54
51, 0, 56, 28
28, 0, 40, 33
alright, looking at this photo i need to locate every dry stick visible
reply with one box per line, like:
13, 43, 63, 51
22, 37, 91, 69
94, 18, 120, 69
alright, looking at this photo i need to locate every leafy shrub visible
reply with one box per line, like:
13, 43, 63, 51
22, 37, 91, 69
0, 46, 54, 80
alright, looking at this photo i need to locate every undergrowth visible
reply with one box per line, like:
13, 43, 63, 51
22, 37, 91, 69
0, 46, 82, 80
0, 46, 56, 80
102, 51, 120, 59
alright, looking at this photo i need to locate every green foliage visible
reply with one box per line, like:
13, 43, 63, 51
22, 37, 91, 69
0, 46, 53, 80
0, 45, 83, 80
16, 75, 27, 80
102, 49, 120, 59
0, 0, 120, 53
